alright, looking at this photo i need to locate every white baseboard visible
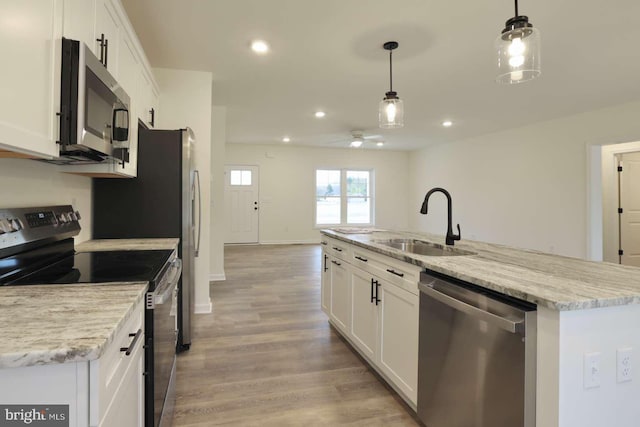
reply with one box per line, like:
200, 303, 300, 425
195, 300, 212, 314
209, 273, 226, 282
258, 239, 319, 245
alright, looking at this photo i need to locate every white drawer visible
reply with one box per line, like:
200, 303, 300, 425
90, 297, 144, 425
321, 236, 350, 261
351, 245, 421, 295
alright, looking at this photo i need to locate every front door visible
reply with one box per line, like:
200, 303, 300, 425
619, 152, 640, 266
224, 165, 259, 243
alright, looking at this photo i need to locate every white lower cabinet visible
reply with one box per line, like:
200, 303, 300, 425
0, 298, 145, 427
329, 257, 350, 334
378, 278, 419, 403
350, 267, 378, 360
320, 236, 420, 407
320, 249, 331, 315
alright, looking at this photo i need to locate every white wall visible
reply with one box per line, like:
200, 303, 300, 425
409, 101, 640, 259
225, 144, 411, 244
537, 305, 640, 427
210, 106, 226, 281
0, 159, 92, 242
154, 68, 212, 313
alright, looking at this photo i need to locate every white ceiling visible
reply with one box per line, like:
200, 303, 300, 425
122, 0, 640, 151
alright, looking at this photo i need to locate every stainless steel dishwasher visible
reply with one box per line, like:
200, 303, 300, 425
417, 270, 537, 427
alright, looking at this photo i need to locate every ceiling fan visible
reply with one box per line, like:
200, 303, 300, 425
331, 131, 384, 148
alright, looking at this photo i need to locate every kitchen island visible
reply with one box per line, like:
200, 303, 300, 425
321, 229, 640, 427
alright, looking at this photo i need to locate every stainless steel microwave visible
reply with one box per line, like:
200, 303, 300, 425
56, 38, 130, 165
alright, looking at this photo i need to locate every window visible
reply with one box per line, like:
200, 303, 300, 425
315, 169, 374, 226
230, 169, 252, 186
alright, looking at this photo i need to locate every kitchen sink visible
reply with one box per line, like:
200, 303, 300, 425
373, 238, 476, 257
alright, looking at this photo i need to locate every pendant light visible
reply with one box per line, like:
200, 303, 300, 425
379, 41, 404, 128
495, 0, 541, 84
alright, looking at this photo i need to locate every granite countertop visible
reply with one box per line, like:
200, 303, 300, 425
75, 238, 180, 252
0, 283, 147, 369
321, 229, 640, 311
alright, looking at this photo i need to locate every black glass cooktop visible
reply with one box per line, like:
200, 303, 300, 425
7, 250, 173, 287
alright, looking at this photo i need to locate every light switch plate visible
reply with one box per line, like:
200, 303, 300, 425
584, 352, 601, 389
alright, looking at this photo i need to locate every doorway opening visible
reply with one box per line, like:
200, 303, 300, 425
589, 141, 640, 265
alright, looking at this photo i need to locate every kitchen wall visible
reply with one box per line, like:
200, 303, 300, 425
153, 68, 212, 313
210, 106, 226, 281
0, 160, 92, 242
409, 100, 640, 259
225, 144, 411, 244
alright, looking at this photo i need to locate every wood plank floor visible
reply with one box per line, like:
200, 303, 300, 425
173, 244, 419, 426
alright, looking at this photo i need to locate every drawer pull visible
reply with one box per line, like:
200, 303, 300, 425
331, 260, 341, 266
321, 241, 328, 245
386, 268, 404, 278
355, 256, 368, 262
120, 328, 142, 356
332, 247, 343, 252
323, 254, 328, 272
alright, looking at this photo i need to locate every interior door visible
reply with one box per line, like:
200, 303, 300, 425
619, 152, 640, 266
224, 165, 259, 243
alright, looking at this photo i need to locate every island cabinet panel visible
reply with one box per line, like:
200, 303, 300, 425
320, 248, 331, 315
320, 234, 420, 407
329, 256, 351, 334
378, 279, 419, 403
350, 267, 378, 360
0, 0, 63, 159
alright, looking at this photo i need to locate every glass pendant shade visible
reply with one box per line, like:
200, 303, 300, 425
379, 93, 404, 129
496, 17, 541, 84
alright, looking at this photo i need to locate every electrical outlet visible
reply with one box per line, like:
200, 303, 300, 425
617, 348, 632, 383
584, 352, 601, 389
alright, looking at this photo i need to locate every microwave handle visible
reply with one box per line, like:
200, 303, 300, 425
112, 107, 129, 142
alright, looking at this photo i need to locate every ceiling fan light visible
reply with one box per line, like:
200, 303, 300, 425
496, 12, 541, 84
350, 138, 364, 148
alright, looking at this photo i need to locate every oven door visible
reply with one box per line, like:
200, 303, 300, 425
149, 257, 181, 427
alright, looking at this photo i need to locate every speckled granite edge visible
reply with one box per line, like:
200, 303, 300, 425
321, 229, 640, 311
0, 283, 148, 369
75, 238, 179, 252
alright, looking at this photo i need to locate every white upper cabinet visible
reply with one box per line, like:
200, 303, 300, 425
0, 0, 63, 159
95, 0, 120, 76
63, 0, 96, 54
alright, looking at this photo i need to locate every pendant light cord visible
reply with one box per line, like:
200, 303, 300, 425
514, 0, 519, 16
389, 49, 393, 92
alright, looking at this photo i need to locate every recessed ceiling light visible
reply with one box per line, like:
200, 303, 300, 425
442, 120, 453, 127
376, 142, 384, 147
315, 111, 326, 118
282, 137, 290, 143
251, 40, 270, 54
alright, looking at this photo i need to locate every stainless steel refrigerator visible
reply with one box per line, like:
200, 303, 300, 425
92, 126, 201, 352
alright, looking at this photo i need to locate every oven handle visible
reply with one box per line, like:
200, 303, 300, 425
147, 258, 182, 309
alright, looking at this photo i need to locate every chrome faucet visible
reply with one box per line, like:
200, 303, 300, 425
420, 187, 461, 246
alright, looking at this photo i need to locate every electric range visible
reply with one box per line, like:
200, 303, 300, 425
0, 205, 180, 427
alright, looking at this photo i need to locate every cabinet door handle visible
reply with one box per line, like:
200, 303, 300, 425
370, 278, 375, 303
332, 247, 343, 252
149, 107, 155, 127
331, 260, 341, 266
386, 268, 404, 278
375, 280, 381, 305
120, 328, 142, 356
104, 37, 109, 68
320, 241, 328, 246
355, 256, 368, 263
96, 33, 106, 66
323, 254, 328, 272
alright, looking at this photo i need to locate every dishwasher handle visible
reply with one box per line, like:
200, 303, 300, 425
419, 282, 524, 334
